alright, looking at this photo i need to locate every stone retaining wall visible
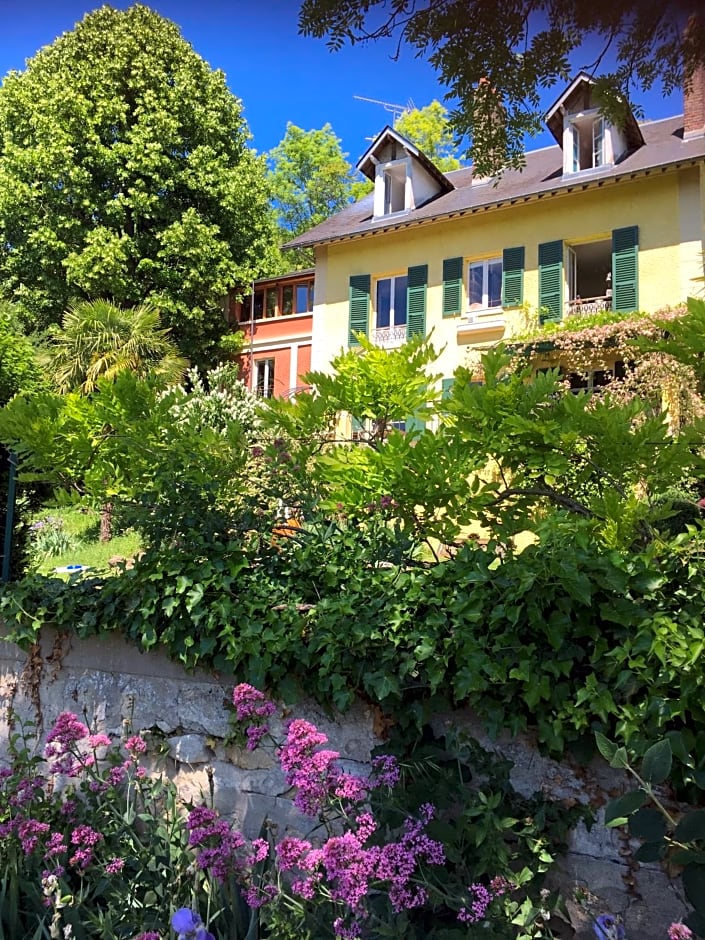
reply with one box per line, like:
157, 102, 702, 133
0, 627, 690, 938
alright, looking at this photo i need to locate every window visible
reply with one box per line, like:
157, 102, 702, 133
296, 281, 314, 314
567, 361, 625, 394
374, 159, 409, 218
567, 113, 607, 173
239, 278, 314, 322
374, 274, 407, 347
468, 258, 502, 309
255, 358, 275, 398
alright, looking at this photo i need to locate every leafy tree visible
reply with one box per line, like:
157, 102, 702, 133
395, 100, 463, 171
298, 1, 705, 176
0, 4, 281, 364
267, 123, 355, 265
0, 302, 41, 406
46, 299, 188, 395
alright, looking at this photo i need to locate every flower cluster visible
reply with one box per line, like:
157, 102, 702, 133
668, 925, 693, 940
458, 875, 510, 924
187, 685, 447, 939
232, 682, 277, 751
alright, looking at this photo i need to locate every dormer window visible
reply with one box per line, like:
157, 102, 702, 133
545, 73, 644, 178
356, 125, 455, 221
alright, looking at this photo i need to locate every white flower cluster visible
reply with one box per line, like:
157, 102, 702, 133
160, 363, 260, 437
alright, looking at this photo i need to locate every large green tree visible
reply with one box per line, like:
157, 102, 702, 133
0, 4, 281, 364
299, 1, 705, 176
267, 123, 355, 266
395, 101, 463, 172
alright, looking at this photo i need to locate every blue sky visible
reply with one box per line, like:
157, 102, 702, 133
0, 0, 685, 168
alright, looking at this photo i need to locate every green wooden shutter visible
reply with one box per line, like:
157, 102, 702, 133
502, 246, 525, 307
612, 226, 639, 313
406, 264, 427, 339
442, 257, 463, 317
441, 377, 455, 398
348, 274, 370, 346
538, 241, 563, 323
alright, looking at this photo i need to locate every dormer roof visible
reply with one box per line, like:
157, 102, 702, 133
356, 125, 455, 194
544, 71, 644, 151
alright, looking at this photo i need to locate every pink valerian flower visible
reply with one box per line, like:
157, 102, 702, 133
245, 724, 269, 750
369, 754, 400, 788
186, 806, 265, 883
124, 735, 147, 755
232, 684, 277, 722
105, 857, 125, 874
17, 818, 51, 855
333, 916, 362, 939
276, 837, 313, 871
457, 876, 513, 924
68, 824, 103, 869
243, 884, 279, 908
44, 713, 89, 757
669, 925, 694, 940
10, 775, 45, 808
43, 831, 67, 859
87, 733, 112, 750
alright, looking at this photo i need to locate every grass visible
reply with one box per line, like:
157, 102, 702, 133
28, 505, 142, 576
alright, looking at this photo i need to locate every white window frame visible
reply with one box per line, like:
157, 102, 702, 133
254, 357, 275, 398
374, 158, 409, 218
373, 273, 408, 348
467, 257, 503, 310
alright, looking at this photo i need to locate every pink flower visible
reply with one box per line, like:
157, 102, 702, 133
124, 735, 147, 754
87, 733, 111, 749
232, 684, 276, 721
668, 925, 693, 940
105, 857, 125, 874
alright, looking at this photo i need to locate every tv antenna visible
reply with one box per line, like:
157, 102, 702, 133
353, 95, 416, 126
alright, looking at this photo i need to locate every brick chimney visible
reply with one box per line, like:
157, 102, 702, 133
684, 63, 705, 139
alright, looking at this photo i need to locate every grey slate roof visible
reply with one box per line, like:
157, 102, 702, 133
284, 116, 705, 251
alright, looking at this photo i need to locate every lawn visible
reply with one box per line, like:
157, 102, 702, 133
28, 505, 142, 575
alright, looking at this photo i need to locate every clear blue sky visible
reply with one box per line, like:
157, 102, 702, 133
0, 0, 685, 167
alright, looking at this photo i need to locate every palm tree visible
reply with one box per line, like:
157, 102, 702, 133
46, 299, 188, 540
47, 299, 188, 395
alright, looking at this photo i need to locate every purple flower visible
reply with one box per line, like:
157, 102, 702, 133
594, 914, 626, 940
370, 755, 400, 788
171, 908, 214, 940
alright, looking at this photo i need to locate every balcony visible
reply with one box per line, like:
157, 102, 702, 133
373, 325, 407, 349
566, 294, 612, 317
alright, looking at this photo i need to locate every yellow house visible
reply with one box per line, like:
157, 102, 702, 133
285, 72, 705, 391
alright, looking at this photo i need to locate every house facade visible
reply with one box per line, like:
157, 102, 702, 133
228, 269, 314, 399
284, 73, 705, 392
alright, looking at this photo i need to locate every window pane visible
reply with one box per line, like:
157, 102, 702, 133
266, 288, 277, 318
282, 285, 294, 316
469, 264, 484, 306
296, 283, 311, 313
253, 290, 264, 320
393, 275, 408, 325
488, 261, 503, 307
376, 278, 391, 329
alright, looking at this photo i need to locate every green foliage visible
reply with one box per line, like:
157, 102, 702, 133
599, 735, 705, 936
27, 514, 83, 561
298, 0, 705, 177
395, 101, 464, 172
267, 123, 355, 266
632, 296, 705, 398
0, 302, 41, 406
45, 299, 188, 394
0, 4, 281, 364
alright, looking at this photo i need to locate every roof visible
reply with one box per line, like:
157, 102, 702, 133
544, 71, 644, 150
284, 115, 705, 252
